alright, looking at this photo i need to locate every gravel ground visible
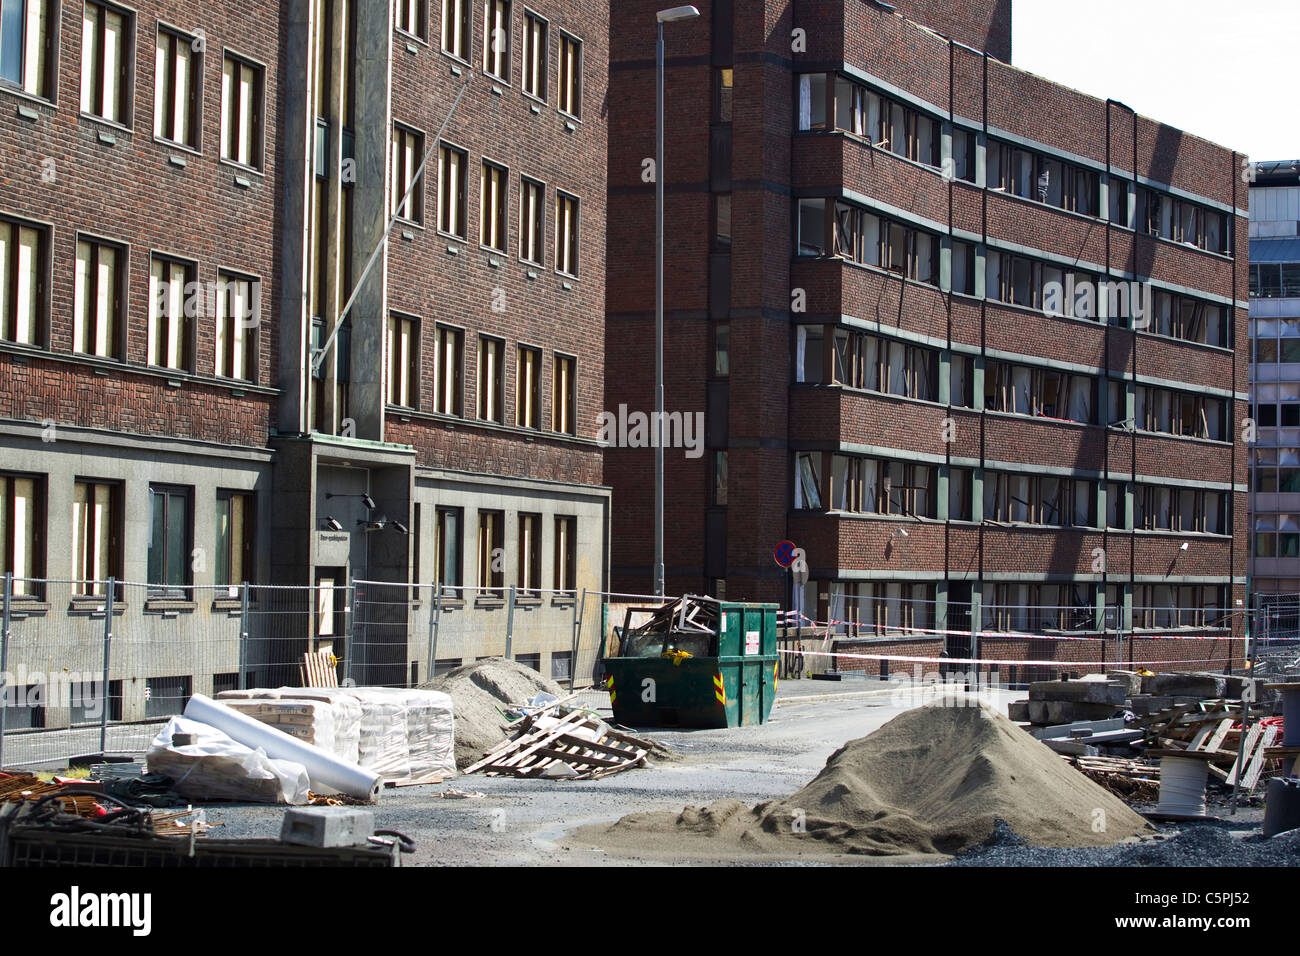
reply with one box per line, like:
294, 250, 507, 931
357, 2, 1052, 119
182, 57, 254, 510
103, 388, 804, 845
153, 681, 1300, 867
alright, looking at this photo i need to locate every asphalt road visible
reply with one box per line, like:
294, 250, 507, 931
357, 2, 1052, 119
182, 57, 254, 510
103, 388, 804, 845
202, 678, 1021, 866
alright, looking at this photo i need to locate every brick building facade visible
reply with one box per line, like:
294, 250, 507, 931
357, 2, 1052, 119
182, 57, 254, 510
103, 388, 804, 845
0, 0, 609, 715
605, 0, 1248, 668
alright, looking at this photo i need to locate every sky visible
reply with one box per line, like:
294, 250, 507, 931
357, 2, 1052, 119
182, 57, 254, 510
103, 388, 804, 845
1012, 0, 1298, 162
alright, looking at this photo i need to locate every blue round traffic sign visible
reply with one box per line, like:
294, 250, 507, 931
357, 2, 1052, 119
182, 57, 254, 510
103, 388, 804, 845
774, 539, 797, 568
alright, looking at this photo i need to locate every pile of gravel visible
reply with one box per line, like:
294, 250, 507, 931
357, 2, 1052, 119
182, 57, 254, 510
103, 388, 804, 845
573, 699, 1152, 860
420, 657, 563, 769
951, 820, 1300, 867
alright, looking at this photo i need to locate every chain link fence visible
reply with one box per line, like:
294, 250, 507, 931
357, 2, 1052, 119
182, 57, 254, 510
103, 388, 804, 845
0, 575, 619, 769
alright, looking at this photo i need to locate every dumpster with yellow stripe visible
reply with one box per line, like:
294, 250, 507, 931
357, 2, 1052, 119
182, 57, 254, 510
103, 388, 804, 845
602, 597, 779, 728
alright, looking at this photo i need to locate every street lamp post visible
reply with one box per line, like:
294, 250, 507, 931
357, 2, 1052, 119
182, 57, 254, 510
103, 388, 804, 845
654, 5, 699, 598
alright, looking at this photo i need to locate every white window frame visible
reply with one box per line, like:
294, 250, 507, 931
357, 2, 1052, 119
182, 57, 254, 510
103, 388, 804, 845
481, 0, 509, 81
73, 234, 124, 359
438, 142, 468, 239
0, 215, 46, 347
220, 49, 264, 169
520, 8, 546, 101
557, 29, 581, 118
479, 158, 507, 252
441, 0, 470, 61
147, 252, 195, 371
153, 23, 200, 148
215, 269, 257, 381
555, 189, 579, 277
0, 0, 55, 99
80, 0, 132, 125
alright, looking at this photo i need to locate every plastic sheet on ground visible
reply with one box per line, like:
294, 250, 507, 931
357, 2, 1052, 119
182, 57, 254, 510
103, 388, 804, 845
145, 716, 311, 805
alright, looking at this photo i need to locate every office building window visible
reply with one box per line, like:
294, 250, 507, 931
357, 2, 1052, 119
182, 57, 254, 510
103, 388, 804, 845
988, 140, 1099, 216
148, 254, 195, 372
392, 123, 424, 223
482, 0, 509, 80
435, 324, 463, 415
517, 344, 540, 428
480, 160, 507, 251
714, 66, 733, 123
555, 190, 579, 275
0, 0, 53, 97
713, 451, 728, 506
387, 313, 418, 408
477, 335, 504, 422
147, 484, 191, 596
441, 0, 470, 60
438, 143, 468, 239
434, 506, 462, 590
714, 324, 729, 376
518, 512, 540, 594
0, 216, 45, 346
0, 473, 42, 595
557, 31, 580, 117
221, 53, 263, 168
73, 237, 123, 359
519, 175, 544, 264
553, 353, 574, 434
553, 515, 575, 593
712, 193, 732, 250
215, 271, 257, 381
521, 9, 545, 99
154, 26, 200, 147
984, 360, 1095, 424
215, 490, 253, 588
81, 0, 131, 123
1140, 188, 1229, 254
396, 0, 425, 39
477, 509, 503, 593
72, 480, 120, 595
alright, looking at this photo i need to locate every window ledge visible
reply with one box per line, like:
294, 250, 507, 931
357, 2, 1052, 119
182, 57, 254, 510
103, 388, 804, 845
0, 83, 56, 113
79, 112, 133, 135
394, 27, 429, 48
144, 598, 198, 614
211, 598, 245, 612
218, 157, 265, 179
433, 598, 466, 611
67, 596, 124, 614
551, 595, 576, 607
474, 597, 506, 610
515, 595, 543, 608
5, 599, 51, 617
1139, 231, 1233, 263
153, 135, 202, 157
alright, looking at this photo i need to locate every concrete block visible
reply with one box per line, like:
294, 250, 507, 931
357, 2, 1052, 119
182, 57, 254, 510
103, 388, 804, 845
1105, 670, 1144, 695
1007, 699, 1030, 722
281, 807, 375, 848
1030, 699, 1124, 724
1029, 717, 1126, 740
1128, 694, 1175, 716
1146, 673, 1226, 699
1028, 680, 1127, 705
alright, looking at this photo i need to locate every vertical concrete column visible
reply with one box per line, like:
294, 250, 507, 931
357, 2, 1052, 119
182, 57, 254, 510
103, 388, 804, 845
348, 0, 394, 442
277, 0, 316, 435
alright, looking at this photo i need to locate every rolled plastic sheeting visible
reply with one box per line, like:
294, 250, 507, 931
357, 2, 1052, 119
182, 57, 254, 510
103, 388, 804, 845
184, 693, 382, 802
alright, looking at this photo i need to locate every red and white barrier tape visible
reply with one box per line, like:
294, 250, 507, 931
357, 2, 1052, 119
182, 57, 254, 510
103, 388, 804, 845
778, 647, 1239, 669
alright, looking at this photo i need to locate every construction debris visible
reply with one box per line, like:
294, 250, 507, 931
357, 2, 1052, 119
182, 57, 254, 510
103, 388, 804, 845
464, 697, 664, 780
617, 595, 720, 659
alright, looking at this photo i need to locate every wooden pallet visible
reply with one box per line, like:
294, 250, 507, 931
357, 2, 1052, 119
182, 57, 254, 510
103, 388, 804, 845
464, 702, 659, 780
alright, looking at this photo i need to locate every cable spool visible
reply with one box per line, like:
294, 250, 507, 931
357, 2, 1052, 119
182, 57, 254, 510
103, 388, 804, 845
1148, 749, 1217, 819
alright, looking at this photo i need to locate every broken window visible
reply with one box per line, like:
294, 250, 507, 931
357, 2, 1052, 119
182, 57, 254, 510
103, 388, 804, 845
794, 453, 822, 510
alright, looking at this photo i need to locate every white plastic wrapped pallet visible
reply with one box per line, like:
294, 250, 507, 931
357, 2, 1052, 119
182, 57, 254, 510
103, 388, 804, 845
221, 698, 338, 754
217, 688, 362, 765
183, 693, 382, 801
146, 715, 312, 805
352, 687, 456, 779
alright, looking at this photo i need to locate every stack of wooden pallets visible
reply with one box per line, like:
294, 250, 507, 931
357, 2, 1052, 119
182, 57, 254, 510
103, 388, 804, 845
463, 698, 662, 780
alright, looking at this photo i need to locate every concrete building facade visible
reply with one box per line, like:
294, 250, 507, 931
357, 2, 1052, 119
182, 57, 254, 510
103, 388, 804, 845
0, 0, 609, 725
1247, 160, 1300, 608
604, 0, 1249, 664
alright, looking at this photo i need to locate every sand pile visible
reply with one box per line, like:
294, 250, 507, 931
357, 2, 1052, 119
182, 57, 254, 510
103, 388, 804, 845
574, 700, 1153, 860
421, 657, 563, 769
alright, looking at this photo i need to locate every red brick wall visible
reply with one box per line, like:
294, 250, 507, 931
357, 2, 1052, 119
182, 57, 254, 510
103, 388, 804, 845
0, 0, 282, 446
386, 0, 607, 483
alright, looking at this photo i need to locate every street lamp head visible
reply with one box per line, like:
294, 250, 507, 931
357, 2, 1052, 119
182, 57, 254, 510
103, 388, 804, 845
657, 5, 700, 22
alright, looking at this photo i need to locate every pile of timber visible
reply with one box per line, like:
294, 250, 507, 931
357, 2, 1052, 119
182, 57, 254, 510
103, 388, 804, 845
1066, 754, 1161, 802
464, 697, 665, 780
1139, 699, 1280, 792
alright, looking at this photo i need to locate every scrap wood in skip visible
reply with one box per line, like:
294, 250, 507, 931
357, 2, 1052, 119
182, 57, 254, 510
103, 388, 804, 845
463, 696, 666, 780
